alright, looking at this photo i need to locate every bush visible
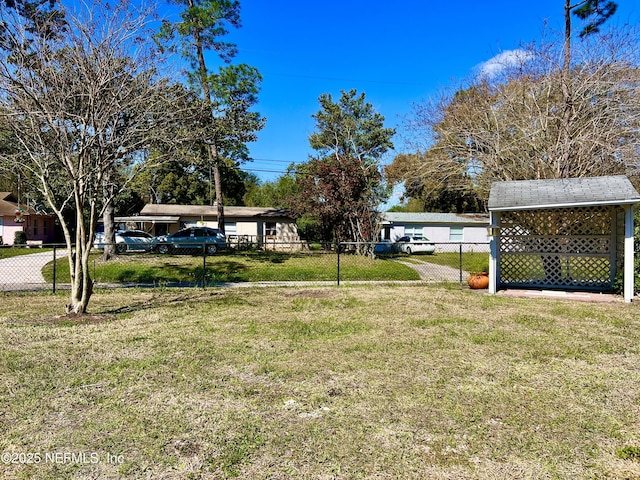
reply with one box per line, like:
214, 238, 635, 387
613, 256, 640, 295
14, 231, 27, 245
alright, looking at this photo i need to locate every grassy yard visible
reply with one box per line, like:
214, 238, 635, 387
42, 251, 420, 284
0, 246, 55, 259
2, 285, 640, 479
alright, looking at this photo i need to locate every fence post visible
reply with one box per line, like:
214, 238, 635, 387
459, 243, 463, 284
52, 244, 57, 294
336, 241, 341, 286
202, 243, 207, 289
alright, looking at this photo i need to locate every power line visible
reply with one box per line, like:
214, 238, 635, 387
243, 167, 293, 175
248, 157, 302, 164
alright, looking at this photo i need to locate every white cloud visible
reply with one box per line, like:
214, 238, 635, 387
475, 49, 534, 79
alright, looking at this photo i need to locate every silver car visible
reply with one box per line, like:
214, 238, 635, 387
94, 230, 154, 253
395, 235, 436, 255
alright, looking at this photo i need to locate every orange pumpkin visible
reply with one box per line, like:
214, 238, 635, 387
467, 272, 489, 289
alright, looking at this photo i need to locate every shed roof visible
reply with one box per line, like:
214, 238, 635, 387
488, 176, 640, 211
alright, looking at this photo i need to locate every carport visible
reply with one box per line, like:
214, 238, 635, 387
487, 176, 640, 302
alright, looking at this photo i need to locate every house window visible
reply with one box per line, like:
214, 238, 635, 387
404, 225, 423, 237
265, 222, 277, 236
449, 226, 463, 242
33, 219, 38, 236
225, 222, 237, 235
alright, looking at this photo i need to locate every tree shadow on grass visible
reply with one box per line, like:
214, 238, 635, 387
100, 290, 230, 316
104, 260, 250, 284
234, 251, 295, 264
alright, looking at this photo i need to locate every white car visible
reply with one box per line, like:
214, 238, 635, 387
94, 230, 154, 253
395, 235, 436, 255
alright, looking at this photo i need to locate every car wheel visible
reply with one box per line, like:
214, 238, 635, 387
157, 244, 171, 254
406, 246, 412, 255
116, 243, 127, 254
206, 243, 218, 254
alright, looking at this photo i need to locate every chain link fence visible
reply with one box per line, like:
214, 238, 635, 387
0, 241, 491, 292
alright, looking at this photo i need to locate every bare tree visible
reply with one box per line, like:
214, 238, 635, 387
0, 0, 193, 313
398, 22, 640, 202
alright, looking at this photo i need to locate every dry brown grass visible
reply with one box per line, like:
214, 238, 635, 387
1, 285, 640, 479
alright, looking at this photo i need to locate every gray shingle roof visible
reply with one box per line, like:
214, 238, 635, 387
383, 212, 489, 224
488, 176, 640, 211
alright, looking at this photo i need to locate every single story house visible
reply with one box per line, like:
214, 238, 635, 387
117, 204, 299, 245
0, 192, 56, 245
381, 212, 490, 250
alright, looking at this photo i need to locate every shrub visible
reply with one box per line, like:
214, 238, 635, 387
14, 230, 27, 245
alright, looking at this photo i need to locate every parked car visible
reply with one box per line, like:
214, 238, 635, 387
94, 230, 154, 253
153, 227, 227, 254
373, 239, 394, 254
395, 235, 436, 255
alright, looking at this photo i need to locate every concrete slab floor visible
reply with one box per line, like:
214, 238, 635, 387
496, 289, 624, 303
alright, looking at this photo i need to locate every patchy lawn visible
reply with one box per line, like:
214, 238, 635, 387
1, 285, 640, 479
42, 251, 420, 284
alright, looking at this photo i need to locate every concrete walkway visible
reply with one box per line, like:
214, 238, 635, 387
497, 288, 623, 303
0, 249, 67, 290
396, 258, 467, 283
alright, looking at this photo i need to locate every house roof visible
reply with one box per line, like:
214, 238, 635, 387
488, 176, 640, 211
382, 212, 489, 225
0, 192, 37, 216
114, 215, 181, 224
139, 204, 294, 219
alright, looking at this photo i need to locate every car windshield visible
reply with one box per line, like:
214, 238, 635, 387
120, 231, 151, 238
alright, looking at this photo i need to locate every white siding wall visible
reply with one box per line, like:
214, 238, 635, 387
423, 226, 450, 242
463, 226, 490, 243
388, 224, 489, 245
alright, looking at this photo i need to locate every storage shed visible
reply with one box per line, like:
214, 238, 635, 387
487, 176, 640, 302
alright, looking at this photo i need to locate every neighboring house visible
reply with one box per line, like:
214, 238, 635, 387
0, 192, 56, 245
117, 204, 300, 245
381, 212, 490, 250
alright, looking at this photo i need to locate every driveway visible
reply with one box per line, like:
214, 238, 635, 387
0, 249, 67, 290
396, 258, 467, 283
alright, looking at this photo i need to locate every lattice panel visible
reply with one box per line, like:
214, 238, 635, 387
498, 206, 617, 290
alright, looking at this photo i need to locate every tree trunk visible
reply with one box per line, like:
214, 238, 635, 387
560, 0, 574, 178
102, 197, 116, 261
65, 205, 93, 314
212, 144, 225, 233
190, 6, 226, 234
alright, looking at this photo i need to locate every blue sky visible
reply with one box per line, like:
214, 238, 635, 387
207, 0, 639, 188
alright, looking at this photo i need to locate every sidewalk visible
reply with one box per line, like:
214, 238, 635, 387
0, 249, 67, 289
